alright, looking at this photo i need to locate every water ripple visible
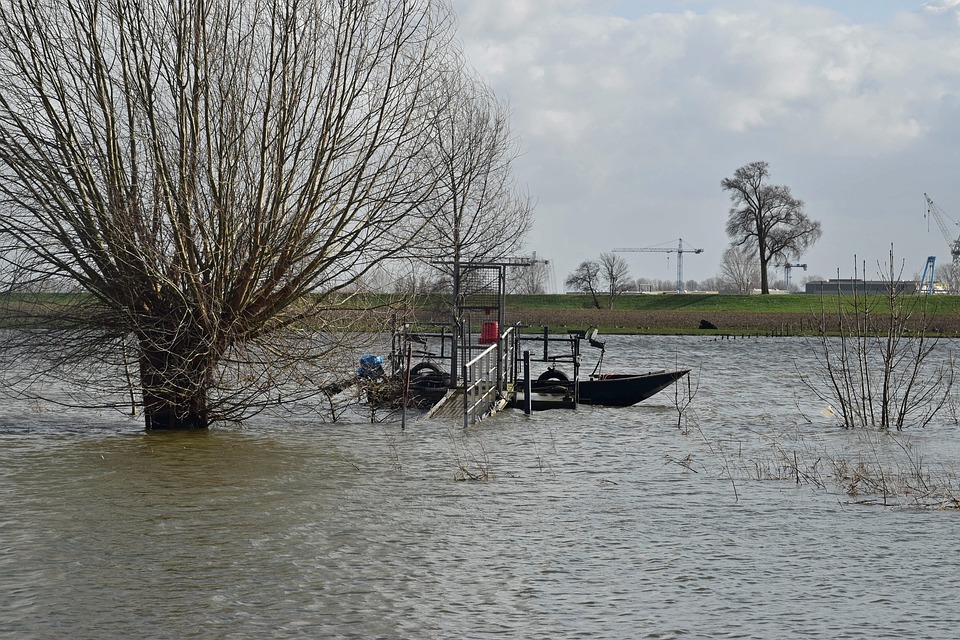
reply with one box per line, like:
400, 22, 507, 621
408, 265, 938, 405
2, 336, 960, 638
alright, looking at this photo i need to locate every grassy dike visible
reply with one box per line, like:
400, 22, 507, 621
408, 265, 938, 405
4, 291, 960, 337
499, 293, 960, 336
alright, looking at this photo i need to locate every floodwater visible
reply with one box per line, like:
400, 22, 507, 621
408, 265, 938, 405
3, 335, 960, 638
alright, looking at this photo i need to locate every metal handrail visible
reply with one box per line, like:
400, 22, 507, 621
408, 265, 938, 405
462, 326, 516, 427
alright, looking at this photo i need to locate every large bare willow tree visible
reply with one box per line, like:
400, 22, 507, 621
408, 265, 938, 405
0, 0, 458, 428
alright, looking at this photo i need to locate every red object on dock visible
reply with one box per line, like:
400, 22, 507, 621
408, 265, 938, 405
480, 321, 499, 344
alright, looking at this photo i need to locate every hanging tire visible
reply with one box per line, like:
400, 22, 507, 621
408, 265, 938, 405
537, 369, 569, 383
409, 362, 449, 389
410, 362, 443, 378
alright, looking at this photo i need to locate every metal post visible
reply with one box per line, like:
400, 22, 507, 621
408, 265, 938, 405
462, 362, 470, 430
572, 339, 580, 408
451, 260, 460, 387
495, 335, 502, 393
401, 340, 412, 430
498, 265, 506, 330
523, 350, 532, 415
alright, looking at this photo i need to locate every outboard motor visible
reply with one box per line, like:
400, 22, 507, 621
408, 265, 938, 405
357, 354, 385, 380
586, 328, 605, 350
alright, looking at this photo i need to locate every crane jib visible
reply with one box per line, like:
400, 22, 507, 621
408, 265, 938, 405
612, 238, 704, 293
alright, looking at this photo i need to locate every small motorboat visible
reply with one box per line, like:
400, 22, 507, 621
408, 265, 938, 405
512, 368, 690, 410
511, 327, 691, 409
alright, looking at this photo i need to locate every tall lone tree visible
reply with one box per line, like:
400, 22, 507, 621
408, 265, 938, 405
722, 161, 821, 294
0, 0, 462, 429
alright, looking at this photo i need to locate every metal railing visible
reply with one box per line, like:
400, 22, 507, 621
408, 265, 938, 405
461, 326, 517, 427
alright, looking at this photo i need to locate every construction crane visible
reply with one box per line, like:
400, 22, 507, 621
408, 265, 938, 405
774, 262, 807, 289
613, 239, 704, 293
920, 256, 936, 294
924, 193, 960, 266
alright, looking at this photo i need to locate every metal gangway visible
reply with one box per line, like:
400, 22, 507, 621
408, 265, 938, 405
427, 325, 518, 426
420, 259, 537, 426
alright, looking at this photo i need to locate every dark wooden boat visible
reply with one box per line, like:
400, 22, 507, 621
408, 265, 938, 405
578, 370, 690, 406
512, 368, 690, 410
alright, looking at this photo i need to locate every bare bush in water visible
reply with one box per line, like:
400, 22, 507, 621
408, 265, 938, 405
799, 249, 954, 430
754, 429, 960, 508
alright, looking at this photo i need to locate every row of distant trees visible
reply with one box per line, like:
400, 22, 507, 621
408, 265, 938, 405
377, 159, 825, 303
565, 161, 823, 306
562, 250, 823, 309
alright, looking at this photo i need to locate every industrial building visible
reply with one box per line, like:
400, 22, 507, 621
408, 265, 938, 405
804, 279, 918, 295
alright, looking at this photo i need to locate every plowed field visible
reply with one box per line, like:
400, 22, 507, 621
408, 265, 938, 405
503, 308, 960, 335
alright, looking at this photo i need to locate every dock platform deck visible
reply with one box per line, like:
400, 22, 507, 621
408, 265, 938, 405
427, 383, 514, 422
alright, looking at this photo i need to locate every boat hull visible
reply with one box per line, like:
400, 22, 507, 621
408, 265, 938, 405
512, 369, 690, 409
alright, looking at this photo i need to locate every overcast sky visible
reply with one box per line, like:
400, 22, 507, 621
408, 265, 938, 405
448, 0, 960, 291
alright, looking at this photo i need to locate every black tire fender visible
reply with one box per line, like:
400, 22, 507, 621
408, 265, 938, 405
410, 362, 443, 378
537, 369, 569, 383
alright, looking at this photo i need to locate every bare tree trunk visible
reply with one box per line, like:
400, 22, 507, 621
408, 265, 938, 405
758, 238, 770, 294
137, 328, 217, 429
139, 355, 211, 430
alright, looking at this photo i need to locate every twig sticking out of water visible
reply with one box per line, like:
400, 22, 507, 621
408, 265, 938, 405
448, 428, 491, 482
454, 465, 489, 481
673, 361, 701, 434
694, 423, 739, 503
663, 453, 699, 473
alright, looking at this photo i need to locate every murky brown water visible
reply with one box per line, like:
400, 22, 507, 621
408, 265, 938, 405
2, 335, 960, 638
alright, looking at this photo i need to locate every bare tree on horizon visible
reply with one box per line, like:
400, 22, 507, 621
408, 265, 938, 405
719, 244, 761, 294
565, 260, 603, 309
598, 252, 633, 308
722, 161, 821, 294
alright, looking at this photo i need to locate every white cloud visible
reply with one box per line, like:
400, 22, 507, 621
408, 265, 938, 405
925, 0, 960, 14
449, 0, 960, 287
